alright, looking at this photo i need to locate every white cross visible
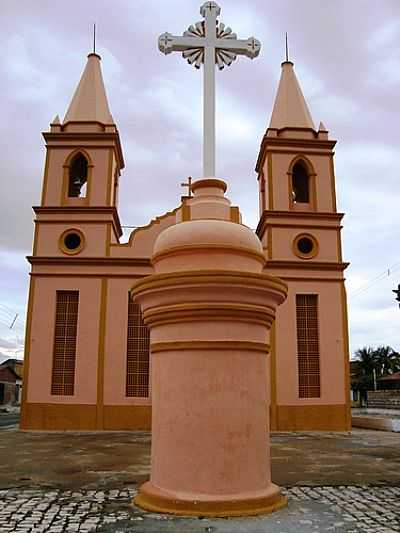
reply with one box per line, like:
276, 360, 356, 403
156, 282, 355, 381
159, 1, 261, 178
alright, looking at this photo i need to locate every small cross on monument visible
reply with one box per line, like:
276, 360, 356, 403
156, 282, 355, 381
159, 2, 261, 178
180, 176, 193, 197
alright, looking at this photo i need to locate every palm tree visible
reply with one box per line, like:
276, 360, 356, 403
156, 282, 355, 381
374, 346, 400, 376
351, 346, 400, 404
353, 347, 375, 397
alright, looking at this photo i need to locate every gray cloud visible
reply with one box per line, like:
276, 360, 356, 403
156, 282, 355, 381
1, 0, 399, 357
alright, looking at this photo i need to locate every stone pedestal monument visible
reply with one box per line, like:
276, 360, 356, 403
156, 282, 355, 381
132, 2, 287, 516
132, 179, 288, 515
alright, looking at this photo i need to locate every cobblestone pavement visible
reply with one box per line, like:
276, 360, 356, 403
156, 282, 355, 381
0, 485, 399, 533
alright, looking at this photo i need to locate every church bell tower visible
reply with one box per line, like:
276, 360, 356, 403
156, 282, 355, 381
21, 52, 126, 430
256, 60, 351, 431
38, 52, 124, 253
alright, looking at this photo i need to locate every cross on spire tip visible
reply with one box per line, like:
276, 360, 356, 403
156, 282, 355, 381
158, 2, 261, 177
200, 1, 221, 17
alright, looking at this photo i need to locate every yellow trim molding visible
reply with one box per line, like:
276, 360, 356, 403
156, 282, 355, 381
151, 340, 270, 353
275, 404, 349, 431
135, 481, 287, 517
340, 282, 352, 430
40, 151, 50, 206
230, 206, 240, 223
269, 323, 277, 431
151, 243, 266, 265
61, 148, 94, 206
267, 153, 274, 210
287, 155, 317, 211
58, 228, 86, 255
20, 278, 36, 428
20, 403, 152, 431
143, 303, 277, 328
292, 233, 319, 260
264, 260, 348, 271
33, 205, 123, 238
96, 278, 108, 429
132, 270, 288, 299
191, 178, 227, 193
103, 405, 151, 430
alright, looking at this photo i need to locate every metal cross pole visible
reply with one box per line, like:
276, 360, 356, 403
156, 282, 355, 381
180, 176, 193, 196
158, 1, 261, 177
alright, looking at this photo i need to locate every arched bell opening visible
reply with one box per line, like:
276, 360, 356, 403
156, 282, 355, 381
68, 153, 88, 198
291, 160, 310, 204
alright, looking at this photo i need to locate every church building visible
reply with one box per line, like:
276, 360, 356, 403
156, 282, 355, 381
20, 50, 350, 431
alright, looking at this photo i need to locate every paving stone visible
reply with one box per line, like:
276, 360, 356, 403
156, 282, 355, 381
0, 486, 398, 532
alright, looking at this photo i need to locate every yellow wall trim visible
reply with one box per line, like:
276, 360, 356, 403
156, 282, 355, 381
181, 205, 191, 221
267, 154, 274, 210
132, 269, 288, 296
292, 233, 319, 260
20, 278, 36, 427
20, 403, 151, 431
143, 304, 276, 328
96, 278, 108, 429
103, 405, 151, 430
340, 283, 352, 429
151, 243, 266, 265
275, 404, 350, 431
264, 260, 348, 271
151, 341, 270, 353
20, 403, 98, 431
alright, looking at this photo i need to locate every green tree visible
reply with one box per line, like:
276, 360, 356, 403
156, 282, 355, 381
351, 346, 400, 404
352, 347, 376, 398
373, 345, 400, 376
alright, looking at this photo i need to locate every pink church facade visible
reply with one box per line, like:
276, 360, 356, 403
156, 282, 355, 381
20, 53, 350, 432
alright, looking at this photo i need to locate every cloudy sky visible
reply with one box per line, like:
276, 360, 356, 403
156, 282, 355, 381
0, 0, 399, 362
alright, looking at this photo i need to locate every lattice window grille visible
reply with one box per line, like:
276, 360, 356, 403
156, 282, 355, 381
51, 291, 79, 396
126, 299, 150, 398
296, 294, 321, 398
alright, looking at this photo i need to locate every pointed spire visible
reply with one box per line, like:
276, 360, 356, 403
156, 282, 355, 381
269, 61, 315, 130
318, 121, 327, 132
52, 114, 61, 124
63, 53, 112, 124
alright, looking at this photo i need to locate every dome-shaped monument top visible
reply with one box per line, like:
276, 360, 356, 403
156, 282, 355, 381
158, 2, 261, 178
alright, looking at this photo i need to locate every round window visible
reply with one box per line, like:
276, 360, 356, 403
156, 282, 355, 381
297, 237, 314, 255
293, 234, 318, 259
64, 232, 81, 250
59, 229, 85, 255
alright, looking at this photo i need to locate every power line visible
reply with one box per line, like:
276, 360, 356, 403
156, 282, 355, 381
349, 261, 400, 300
0, 316, 25, 333
0, 304, 15, 319
0, 304, 25, 331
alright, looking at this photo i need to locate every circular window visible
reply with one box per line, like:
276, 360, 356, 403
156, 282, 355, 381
293, 234, 318, 259
59, 229, 85, 255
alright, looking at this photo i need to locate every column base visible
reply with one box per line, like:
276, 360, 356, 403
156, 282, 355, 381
134, 481, 287, 517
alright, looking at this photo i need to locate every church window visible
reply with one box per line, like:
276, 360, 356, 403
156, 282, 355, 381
68, 153, 88, 197
292, 161, 309, 203
259, 173, 266, 212
297, 237, 313, 255
296, 294, 320, 398
51, 291, 79, 396
293, 233, 318, 260
59, 229, 85, 255
126, 298, 150, 397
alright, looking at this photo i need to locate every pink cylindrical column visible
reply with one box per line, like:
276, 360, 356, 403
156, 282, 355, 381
132, 179, 287, 516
